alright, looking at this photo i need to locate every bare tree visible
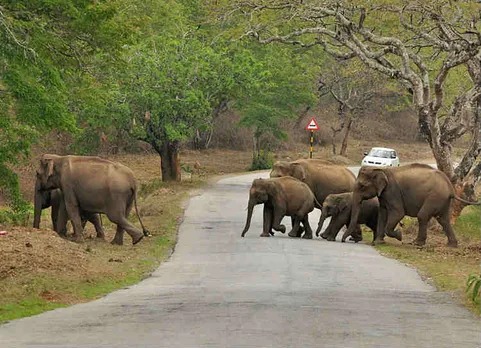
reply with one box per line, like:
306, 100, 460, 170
318, 60, 377, 156
229, 0, 481, 220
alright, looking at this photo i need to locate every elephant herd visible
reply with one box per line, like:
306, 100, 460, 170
241, 159, 480, 247
33, 154, 149, 245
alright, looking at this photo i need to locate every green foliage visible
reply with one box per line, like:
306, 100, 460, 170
0, 164, 31, 225
249, 150, 274, 171
466, 274, 481, 304
237, 45, 319, 151
0, 0, 136, 207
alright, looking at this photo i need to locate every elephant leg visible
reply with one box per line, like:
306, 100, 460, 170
320, 219, 333, 239
350, 224, 363, 243
293, 216, 305, 237
366, 220, 377, 244
108, 200, 143, 245
63, 194, 84, 243
301, 215, 313, 239
89, 214, 105, 239
288, 216, 302, 238
373, 206, 388, 244
325, 218, 343, 241
52, 198, 68, 237
436, 208, 458, 248
290, 216, 304, 237
384, 214, 403, 242
412, 204, 433, 246
271, 208, 286, 234
261, 205, 273, 237
111, 225, 125, 245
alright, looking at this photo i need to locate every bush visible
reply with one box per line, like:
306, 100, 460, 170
249, 150, 274, 171
0, 165, 32, 226
466, 274, 481, 304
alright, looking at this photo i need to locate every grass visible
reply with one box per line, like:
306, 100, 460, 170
374, 206, 481, 315
0, 299, 67, 323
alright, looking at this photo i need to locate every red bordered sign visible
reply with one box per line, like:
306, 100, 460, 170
305, 117, 320, 131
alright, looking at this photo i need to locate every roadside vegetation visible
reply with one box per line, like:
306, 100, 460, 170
374, 205, 481, 315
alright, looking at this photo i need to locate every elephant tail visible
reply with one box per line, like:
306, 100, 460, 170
313, 197, 322, 209
452, 194, 481, 206
133, 189, 151, 236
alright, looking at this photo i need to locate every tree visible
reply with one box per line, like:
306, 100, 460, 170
229, 0, 481, 220
318, 59, 381, 156
123, 31, 255, 181
237, 45, 319, 168
0, 1, 126, 213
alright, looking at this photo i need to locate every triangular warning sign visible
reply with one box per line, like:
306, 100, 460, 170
305, 117, 320, 131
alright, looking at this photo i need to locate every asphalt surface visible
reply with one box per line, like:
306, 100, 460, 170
0, 170, 480, 347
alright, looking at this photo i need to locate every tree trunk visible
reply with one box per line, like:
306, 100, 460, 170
340, 118, 353, 157
450, 185, 469, 226
419, 103, 480, 224
157, 140, 181, 182
331, 126, 342, 155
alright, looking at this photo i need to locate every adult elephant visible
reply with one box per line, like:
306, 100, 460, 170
241, 177, 320, 238
270, 159, 361, 239
346, 163, 481, 247
36, 154, 149, 245
33, 179, 104, 239
315, 192, 402, 243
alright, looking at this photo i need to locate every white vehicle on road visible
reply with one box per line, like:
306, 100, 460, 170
361, 147, 400, 167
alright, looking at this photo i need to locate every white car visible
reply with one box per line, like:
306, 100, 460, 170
361, 147, 400, 167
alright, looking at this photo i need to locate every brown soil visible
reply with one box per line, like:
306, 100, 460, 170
0, 227, 99, 281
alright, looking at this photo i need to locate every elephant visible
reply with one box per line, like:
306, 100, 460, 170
36, 154, 149, 245
269, 159, 362, 239
315, 192, 402, 244
241, 176, 320, 239
346, 163, 481, 247
33, 179, 104, 239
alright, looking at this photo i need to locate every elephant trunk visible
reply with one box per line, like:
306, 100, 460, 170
241, 200, 256, 237
33, 182, 44, 229
315, 206, 328, 237
344, 192, 362, 242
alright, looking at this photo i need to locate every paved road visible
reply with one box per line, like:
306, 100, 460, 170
1, 171, 480, 347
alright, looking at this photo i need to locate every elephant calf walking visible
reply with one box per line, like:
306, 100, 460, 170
315, 193, 402, 244
241, 177, 320, 238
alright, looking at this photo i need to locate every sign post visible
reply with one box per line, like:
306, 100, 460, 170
305, 117, 320, 159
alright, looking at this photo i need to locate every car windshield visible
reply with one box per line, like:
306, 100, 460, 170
369, 149, 393, 158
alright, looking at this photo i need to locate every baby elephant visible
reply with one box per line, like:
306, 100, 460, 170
241, 177, 320, 238
315, 192, 402, 244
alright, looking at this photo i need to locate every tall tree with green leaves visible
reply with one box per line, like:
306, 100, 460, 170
237, 45, 319, 168
0, 1, 115, 213
123, 32, 257, 180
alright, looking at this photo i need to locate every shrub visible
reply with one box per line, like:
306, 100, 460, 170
466, 274, 481, 304
249, 150, 274, 171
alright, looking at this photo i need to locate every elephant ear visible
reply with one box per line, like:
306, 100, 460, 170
337, 196, 349, 213
41, 155, 55, 179
291, 163, 306, 181
373, 169, 388, 196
